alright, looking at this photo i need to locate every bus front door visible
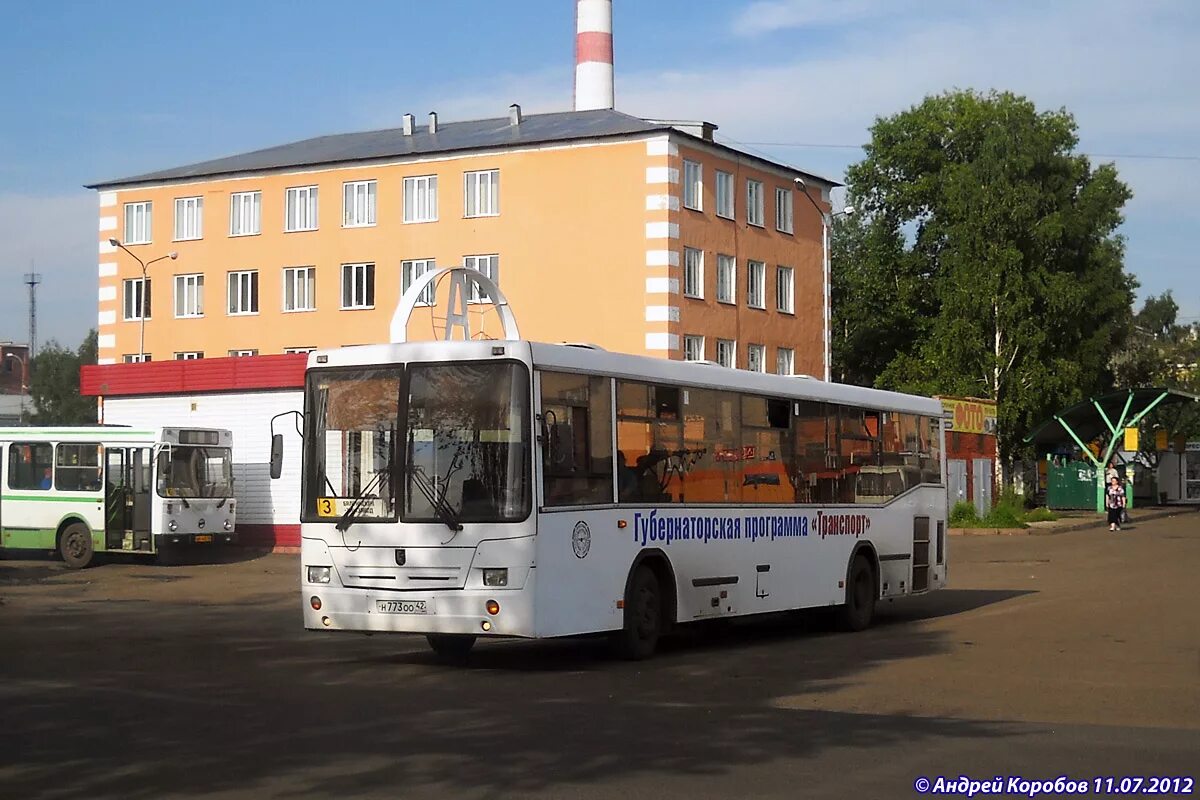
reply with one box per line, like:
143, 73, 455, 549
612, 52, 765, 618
105, 447, 153, 551
131, 448, 152, 550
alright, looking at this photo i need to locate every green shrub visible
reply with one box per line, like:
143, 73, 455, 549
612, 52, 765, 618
1022, 507, 1058, 523
950, 501, 979, 526
982, 503, 1026, 528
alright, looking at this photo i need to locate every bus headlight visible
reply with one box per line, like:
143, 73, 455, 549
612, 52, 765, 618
223, 519, 233, 531
168, 520, 178, 532
482, 568, 508, 587
307, 566, 332, 584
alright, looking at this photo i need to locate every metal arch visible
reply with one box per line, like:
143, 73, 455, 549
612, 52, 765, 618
388, 266, 521, 344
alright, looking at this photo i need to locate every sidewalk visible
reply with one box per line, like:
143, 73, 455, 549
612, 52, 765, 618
950, 505, 1198, 536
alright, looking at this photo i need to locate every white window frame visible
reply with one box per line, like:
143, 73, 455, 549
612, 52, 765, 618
716, 254, 736, 304
124, 201, 152, 244
775, 187, 794, 234
776, 347, 795, 376
716, 339, 736, 368
282, 266, 316, 312
776, 265, 794, 314
683, 160, 703, 211
715, 171, 734, 219
747, 260, 766, 309
341, 263, 375, 310
229, 191, 262, 236
173, 196, 203, 241
747, 344, 766, 373
174, 274, 204, 318
342, 180, 377, 228
464, 170, 499, 218
462, 254, 499, 303
747, 180, 765, 227
683, 247, 704, 299
285, 185, 319, 232
174, 351, 204, 360
122, 277, 150, 321
228, 349, 258, 357
284, 346, 315, 354
122, 353, 151, 364
403, 175, 438, 223
683, 335, 704, 362
401, 259, 436, 306
227, 270, 259, 316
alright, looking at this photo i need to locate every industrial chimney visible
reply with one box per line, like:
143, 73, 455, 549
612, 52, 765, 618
574, 0, 614, 111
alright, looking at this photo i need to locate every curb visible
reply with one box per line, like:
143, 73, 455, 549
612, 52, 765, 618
950, 506, 1198, 537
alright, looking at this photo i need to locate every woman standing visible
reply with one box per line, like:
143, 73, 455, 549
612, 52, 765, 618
1106, 476, 1126, 531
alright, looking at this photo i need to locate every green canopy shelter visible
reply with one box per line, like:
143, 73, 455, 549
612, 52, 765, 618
1025, 388, 1200, 512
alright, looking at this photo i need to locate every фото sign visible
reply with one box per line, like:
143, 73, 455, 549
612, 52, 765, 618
940, 397, 998, 436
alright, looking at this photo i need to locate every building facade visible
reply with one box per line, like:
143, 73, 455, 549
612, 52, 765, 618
88, 108, 835, 373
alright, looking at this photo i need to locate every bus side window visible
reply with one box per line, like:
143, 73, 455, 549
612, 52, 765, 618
540, 372, 613, 506
7, 442, 53, 491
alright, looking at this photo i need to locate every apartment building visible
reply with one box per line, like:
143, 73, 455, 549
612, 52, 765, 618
88, 107, 837, 376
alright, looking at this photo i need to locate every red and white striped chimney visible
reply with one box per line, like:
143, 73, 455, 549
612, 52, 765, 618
574, 0, 614, 111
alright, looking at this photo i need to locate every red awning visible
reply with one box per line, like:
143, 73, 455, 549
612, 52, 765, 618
81, 354, 308, 397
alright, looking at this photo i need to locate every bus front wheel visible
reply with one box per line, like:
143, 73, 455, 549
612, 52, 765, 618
58, 523, 95, 570
426, 634, 476, 661
612, 565, 662, 660
838, 554, 877, 632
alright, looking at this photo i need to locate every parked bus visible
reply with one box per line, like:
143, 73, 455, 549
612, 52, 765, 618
0, 426, 237, 568
279, 341, 946, 659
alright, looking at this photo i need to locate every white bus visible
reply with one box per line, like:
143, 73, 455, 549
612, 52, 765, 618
281, 341, 947, 659
0, 426, 237, 568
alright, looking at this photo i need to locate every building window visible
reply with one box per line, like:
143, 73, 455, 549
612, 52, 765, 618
230, 191, 262, 236
228, 349, 258, 357
124, 201, 152, 244
747, 261, 765, 309
283, 266, 316, 312
464, 170, 499, 217
684, 335, 704, 362
776, 266, 794, 314
684, 247, 704, 299
285, 186, 318, 232
174, 196, 203, 241
122, 278, 150, 321
342, 180, 377, 227
174, 274, 204, 318
775, 187, 793, 233
717, 254, 735, 304
747, 180, 764, 227
776, 347, 794, 375
747, 344, 765, 372
174, 351, 204, 360
716, 171, 734, 219
122, 354, 151, 363
463, 254, 498, 303
404, 175, 438, 223
401, 259, 436, 305
716, 339, 736, 368
284, 346, 315, 354
341, 263, 375, 309
683, 160, 703, 211
227, 270, 259, 315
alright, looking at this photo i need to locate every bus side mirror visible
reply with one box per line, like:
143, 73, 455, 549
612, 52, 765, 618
270, 434, 284, 480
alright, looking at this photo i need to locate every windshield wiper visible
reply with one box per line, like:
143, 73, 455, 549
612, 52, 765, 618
409, 465, 463, 533
335, 470, 387, 533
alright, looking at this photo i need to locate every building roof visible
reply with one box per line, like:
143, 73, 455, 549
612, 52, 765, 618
81, 354, 308, 397
86, 108, 839, 190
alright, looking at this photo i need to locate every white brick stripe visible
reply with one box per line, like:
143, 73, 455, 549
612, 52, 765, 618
98, 262, 117, 278
645, 138, 678, 157
645, 166, 679, 185
97, 357, 117, 365
645, 222, 679, 239
99, 240, 116, 254
97, 334, 116, 350
99, 216, 117, 232
645, 305, 680, 323
98, 286, 117, 302
576, 0, 613, 33
99, 192, 117, 208
645, 333, 679, 351
98, 309, 116, 326
646, 249, 679, 267
645, 194, 680, 211
645, 277, 679, 294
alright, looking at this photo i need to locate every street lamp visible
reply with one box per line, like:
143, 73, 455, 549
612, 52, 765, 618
794, 177, 853, 382
108, 238, 177, 361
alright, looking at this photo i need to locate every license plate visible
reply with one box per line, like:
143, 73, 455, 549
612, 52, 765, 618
194, 534, 213, 543
375, 599, 431, 615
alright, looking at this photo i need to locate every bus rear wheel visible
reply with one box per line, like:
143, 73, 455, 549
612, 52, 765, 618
426, 634, 476, 661
59, 523, 95, 570
612, 565, 662, 660
837, 554, 877, 632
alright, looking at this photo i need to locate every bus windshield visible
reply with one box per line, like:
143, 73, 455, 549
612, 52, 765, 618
157, 445, 233, 498
404, 362, 531, 524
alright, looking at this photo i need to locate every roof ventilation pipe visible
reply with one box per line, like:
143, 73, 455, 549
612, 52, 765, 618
509, 104, 522, 126
428, 112, 438, 134
401, 114, 414, 135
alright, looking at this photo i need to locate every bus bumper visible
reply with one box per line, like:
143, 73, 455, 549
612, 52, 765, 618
301, 585, 536, 638
155, 532, 239, 548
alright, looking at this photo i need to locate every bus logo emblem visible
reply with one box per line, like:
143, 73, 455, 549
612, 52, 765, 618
395, 549, 406, 566
572, 521, 591, 559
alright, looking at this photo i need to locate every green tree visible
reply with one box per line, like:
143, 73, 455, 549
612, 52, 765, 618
832, 89, 1136, 479
28, 329, 98, 425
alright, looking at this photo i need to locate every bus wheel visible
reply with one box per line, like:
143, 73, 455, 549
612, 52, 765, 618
426, 634, 476, 661
59, 523, 95, 570
613, 565, 662, 660
838, 554, 876, 632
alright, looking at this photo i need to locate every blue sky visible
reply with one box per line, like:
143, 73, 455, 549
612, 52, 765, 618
1, 0, 1197, 347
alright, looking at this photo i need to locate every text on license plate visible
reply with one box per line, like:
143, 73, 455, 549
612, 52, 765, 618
194, 534, 213, 543
375, 599, 431, 614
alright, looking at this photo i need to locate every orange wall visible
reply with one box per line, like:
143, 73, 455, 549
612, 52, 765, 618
95, 133, 827, 370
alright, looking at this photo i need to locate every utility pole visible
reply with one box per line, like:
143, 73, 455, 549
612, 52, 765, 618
24, 270, 41, 360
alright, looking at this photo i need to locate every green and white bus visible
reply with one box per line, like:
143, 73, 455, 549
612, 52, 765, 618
0, 426, 237, 568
